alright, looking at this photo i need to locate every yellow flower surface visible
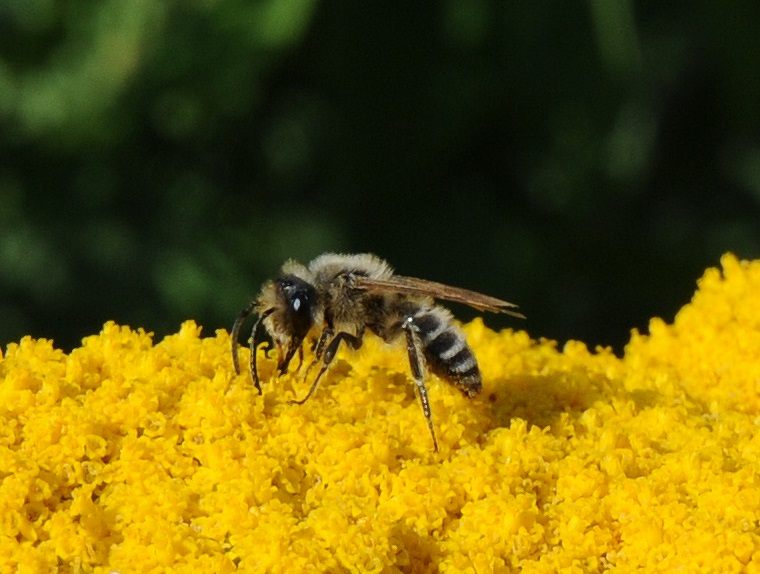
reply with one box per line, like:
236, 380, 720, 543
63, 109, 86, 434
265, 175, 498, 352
2, 252, 760, 573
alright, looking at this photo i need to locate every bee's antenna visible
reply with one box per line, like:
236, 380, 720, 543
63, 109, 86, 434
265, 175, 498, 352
249, 309, 274, 394
231, 301, 256, 375
231, 303, 273, 395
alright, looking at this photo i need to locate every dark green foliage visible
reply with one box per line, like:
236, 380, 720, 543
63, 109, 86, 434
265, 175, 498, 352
1, 1, 759, 352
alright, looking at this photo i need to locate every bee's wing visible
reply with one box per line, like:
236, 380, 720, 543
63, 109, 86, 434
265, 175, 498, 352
353, 275, 525, 318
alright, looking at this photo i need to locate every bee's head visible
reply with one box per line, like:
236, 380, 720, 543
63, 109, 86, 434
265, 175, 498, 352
266, 275, 319, 343
231, 268, 319, 394
254, 274, 318, 380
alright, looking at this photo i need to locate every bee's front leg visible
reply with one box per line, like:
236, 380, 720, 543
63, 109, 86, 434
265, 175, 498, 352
289, 329, 363, 406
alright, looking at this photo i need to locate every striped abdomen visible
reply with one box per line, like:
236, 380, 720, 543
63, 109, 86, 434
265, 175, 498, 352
411, 306, 482, 397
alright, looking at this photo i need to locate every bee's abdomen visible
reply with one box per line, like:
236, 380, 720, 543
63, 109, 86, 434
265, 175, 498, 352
413, 307, 482, 397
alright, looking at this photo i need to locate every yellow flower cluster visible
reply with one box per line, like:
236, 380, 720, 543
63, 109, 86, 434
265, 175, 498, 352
2, 253, 760, 573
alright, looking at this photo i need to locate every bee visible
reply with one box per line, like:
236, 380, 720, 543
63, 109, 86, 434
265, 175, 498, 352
231, 253, 523, 451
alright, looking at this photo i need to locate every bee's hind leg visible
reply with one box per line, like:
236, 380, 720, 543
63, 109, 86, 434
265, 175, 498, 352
289, 330, 363, 406
402, 317, 439, 452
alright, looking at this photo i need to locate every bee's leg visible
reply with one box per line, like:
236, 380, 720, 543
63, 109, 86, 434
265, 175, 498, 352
289, 330, 363, 406
402, 317, 439, 452
277, 336, 305, 375
305, 327, 333, 377
295, 345, 305, 371
313, 327, 332, 361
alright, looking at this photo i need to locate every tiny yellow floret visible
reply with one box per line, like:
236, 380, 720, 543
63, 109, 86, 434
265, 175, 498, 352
2, 253, 760, 572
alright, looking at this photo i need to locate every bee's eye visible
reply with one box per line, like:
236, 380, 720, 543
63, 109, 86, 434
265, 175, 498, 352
276, 275, 317, 338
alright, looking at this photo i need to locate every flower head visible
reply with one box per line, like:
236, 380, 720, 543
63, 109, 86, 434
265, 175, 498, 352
2, 253, 759, 572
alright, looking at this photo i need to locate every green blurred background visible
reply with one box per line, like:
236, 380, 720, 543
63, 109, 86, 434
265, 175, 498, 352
2, 1, 759, 353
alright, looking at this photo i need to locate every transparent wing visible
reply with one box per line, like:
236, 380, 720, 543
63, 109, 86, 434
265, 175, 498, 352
353, 275, 525, 318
